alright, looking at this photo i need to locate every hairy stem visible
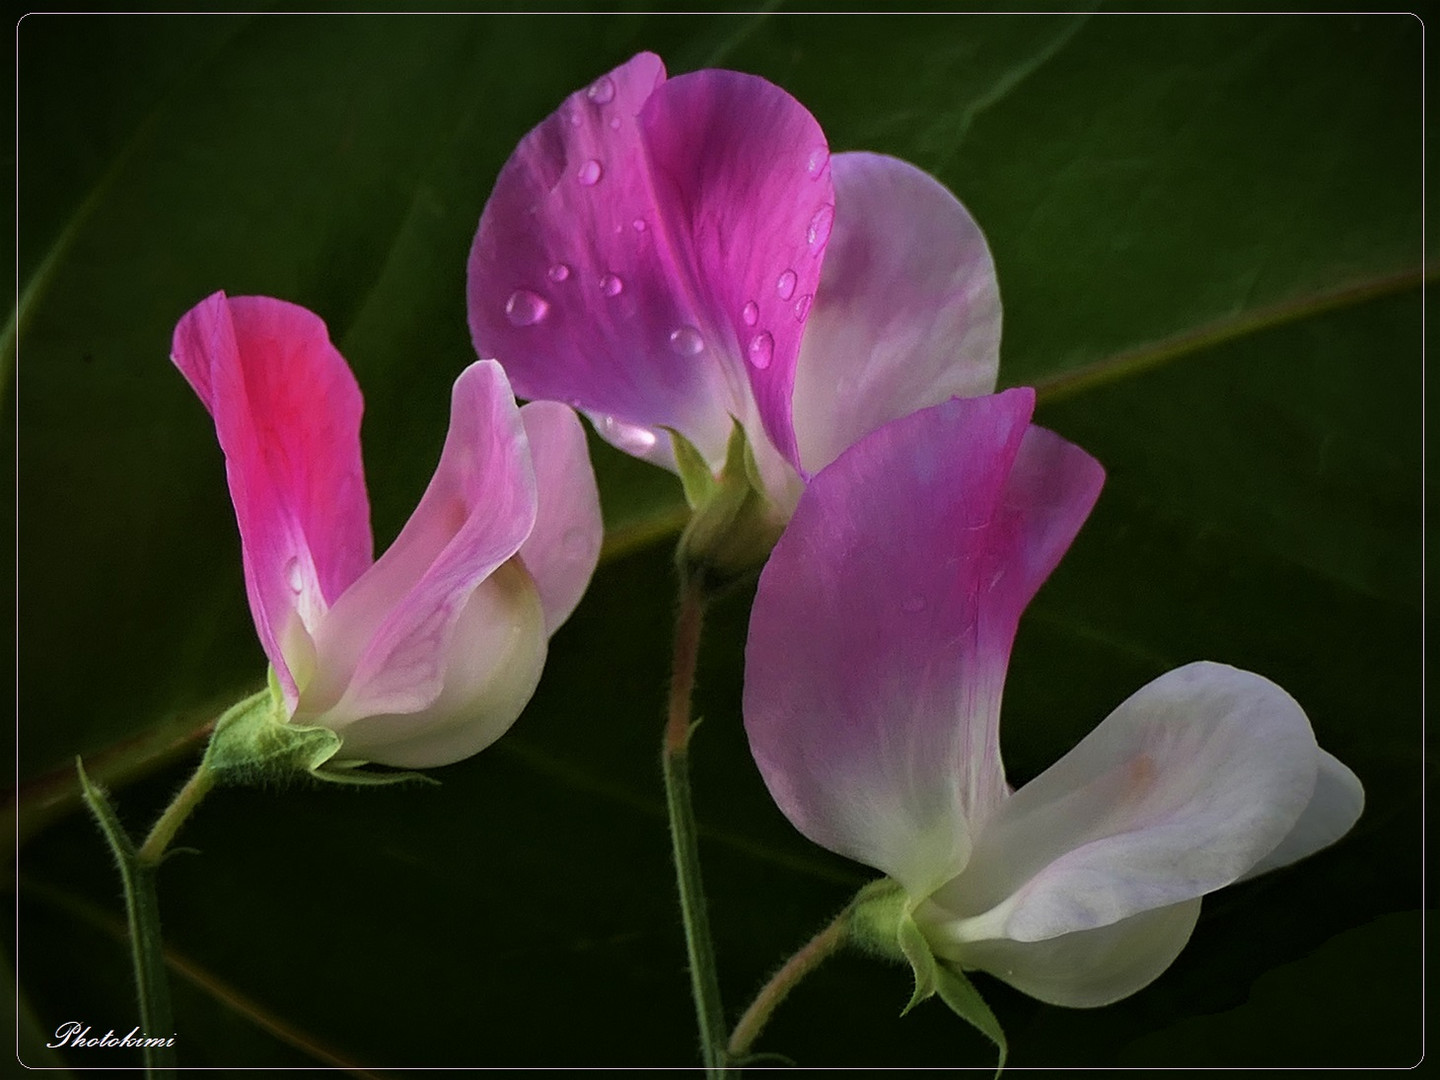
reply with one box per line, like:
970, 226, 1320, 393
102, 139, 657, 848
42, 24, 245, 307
728, 903, 853, 1062
79, 755, 216, 1076
662, 571, 728, 1076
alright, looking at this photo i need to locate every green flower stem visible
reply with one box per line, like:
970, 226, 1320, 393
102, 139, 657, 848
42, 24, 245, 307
728, 902, 855, 1062
662, 571, 728, 1077
138, 760, 215, 865
79, 754, 217, 1077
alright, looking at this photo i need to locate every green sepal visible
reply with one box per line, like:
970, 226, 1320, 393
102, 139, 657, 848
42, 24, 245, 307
668, 426, 720, 510
898, 911, 939, 1014
847, 876, 911, 960
936, 963, 1008, 1076
201, 687, 341, 785
846, 875, 1007, 1074
671, 420, 783, 587
200, 683, 435, 788
311, 759, 439, 788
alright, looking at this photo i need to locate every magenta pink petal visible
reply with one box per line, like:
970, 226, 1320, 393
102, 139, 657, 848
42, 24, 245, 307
297, 360, 538, 727
743, 389, 1104, 898
467, 53, 833, 472
170, 292, 372, 704
517, 400, 603, 634
790, 152, 1001, 476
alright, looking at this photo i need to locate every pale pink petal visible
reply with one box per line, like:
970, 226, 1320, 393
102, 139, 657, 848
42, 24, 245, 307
467, 53, 833, 474
931, 663, 1323, 945
1239, 750, 1364, 880
170, 292, 372, 704
932, 898, 1202, 1009
517, 401, 603, 634
743, 390, 1104, 898
791, 153, 1001, 476
297, 360, 537, 728
331, 561, 547, 768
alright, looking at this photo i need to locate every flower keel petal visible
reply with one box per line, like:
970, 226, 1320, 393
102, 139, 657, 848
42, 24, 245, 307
934, 663, 1322, 944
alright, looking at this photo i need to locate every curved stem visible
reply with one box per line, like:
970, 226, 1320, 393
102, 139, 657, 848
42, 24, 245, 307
662, 571, 728, 1076
78, 755, 216, 1077
728, 903, 853, 1062
139, 761, 215, 866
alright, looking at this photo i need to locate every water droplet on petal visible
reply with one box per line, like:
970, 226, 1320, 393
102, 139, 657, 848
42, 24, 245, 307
284, 557, 304, 594
632, 217, 647, 232
577, 159, 603, 186
668, 325, 704, 357
794, 293, 813, 322
806, 146, 829, 177
807, 204, 835, 250
747, 331, 774, 370
546, 262, 571, 283
586, 75, 616, 105
599, 273, 624, 297
505, 289, 549, 326
741, 300, 759, 327
568, 110, 583, 128
901, 595, 926, 614
609, 117, 622, 131
775, 269, 797, 300
601, 415, 658, 453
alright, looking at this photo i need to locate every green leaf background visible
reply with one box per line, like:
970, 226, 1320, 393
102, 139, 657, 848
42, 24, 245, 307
12, 12, 1423, 1069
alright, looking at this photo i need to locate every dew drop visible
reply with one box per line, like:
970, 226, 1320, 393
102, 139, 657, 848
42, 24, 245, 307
568, 110, 583, 128
775, 269, 798, 301
601, 414, 658, 453
546, 262, 571, 283
609, 117, 622, 131
793, 293, 813, 322
632, 217, 648, 233
900, 595, 926, 614
806, 145, 829, 177
599, 272, 624, 297
747, 331, 774, 370
668, 325, 705, 357
576, 158, 603, 186
284, 557, 304, 594
586, 75, 616, 105
807, 204, 835, 250
505, 289, 549, 326
741, 300, 760, 327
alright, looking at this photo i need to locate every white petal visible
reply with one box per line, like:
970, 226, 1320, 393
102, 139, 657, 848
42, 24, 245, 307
930, 898, 1202, 1009
330, 559, 547, 769
1240, 749, 1364, 880
931, 663, 1320, 943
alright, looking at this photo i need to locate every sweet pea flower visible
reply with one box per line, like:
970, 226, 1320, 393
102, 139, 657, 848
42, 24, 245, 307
467, 52, 998, 521
171, 292, 602, 769
743, 388, 1363, 1010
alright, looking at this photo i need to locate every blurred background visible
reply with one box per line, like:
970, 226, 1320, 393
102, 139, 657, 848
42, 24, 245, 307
11, 11, 1424, 1069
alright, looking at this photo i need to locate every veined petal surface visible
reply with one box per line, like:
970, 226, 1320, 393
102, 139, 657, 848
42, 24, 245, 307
467, 52, 833, 477
933, 663, 1322, 944
299, 360, 538, 729
743, 390, 1103, 897
170, 292, 372, 704
791, 152, 1001, 477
